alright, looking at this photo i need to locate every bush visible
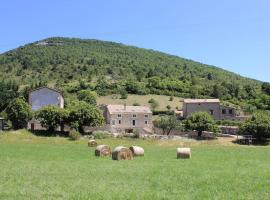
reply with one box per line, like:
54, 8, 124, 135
166, 105, 171, 110
133, 102, 141, 106
169, 96, 174, 101
69, 130, 81, 140
152, 110, 174, 115
92, 130, 111, 139
133, 129, 140, 138
120, 90, 128, 99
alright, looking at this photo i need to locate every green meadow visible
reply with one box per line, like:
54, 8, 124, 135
0, 130, 269, 200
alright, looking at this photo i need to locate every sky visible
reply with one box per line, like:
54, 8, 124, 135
1, 0, 270, 82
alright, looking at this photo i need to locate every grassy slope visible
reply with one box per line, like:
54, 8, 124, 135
97, 94, 183, 110
0, 130, 269, 200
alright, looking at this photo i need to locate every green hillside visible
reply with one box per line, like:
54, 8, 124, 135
0, 37, 270, 112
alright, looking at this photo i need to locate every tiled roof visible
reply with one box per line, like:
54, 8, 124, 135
183, 99, 220, 103
107, 104, 152, 114
29, 86, 63, 96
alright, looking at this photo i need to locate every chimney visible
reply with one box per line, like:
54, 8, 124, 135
124, 103, 127, 110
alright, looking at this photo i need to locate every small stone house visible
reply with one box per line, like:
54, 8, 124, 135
105, 104, 153, 134
28, 87, 64, 131
182, 99, 242, 121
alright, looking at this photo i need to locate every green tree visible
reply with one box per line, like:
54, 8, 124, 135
185, 112, 218, 137
67, 101, 105, 133
35, 105, 69, 132
239, 111, 270, 141
77, 90, 97, 105
153, 115, 182, 135
262, 82, 270, 95
6, 97, 32, 129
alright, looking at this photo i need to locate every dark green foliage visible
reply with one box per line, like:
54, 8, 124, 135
262, 82, 270, 95
185, 112, 219, 137
67, 101, 105, 133
6, 97, 32, 129
239, 111, 270, 141
35, 105, 69, 131
77, 90, 97, 105
153, 115, 182, 135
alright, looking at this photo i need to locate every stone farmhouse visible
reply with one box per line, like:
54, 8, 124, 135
104, 104, 153, 134
182, 99, 248, 121
28, 87, 64, 130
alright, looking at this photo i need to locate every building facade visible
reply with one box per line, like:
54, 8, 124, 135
29, 87, 64, 111
182, 99, 242, 120
105, 104, 153, 133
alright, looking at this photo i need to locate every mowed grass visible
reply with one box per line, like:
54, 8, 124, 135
0, 130, 270, 200
97, 94, 183, 110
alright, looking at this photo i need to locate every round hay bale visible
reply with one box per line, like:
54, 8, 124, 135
177, 148, 191, 159
129, 146, 144, 156
112, 146, 133, 160
88, 139, 97, 147
95, 145, 111, 157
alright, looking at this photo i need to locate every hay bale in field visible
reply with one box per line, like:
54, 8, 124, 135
95, 145, 111, 157
112, 146, 133, 160
129, 146, 144, 156
177, 148, 191, 159
88, 139, 97, 147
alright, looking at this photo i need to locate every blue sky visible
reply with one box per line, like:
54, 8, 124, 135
1, 0, 270, 82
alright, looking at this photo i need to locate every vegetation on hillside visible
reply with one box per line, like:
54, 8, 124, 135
0, 37, 270, 114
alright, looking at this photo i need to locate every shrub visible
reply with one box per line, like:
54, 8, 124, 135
133, 102, 140, 106
120, 90, 128, 99
169, 96, 174, 101
166, 105, 171, 110
133, 129, 140, 138
69, 130, 81, 140
92, 130, 111, 139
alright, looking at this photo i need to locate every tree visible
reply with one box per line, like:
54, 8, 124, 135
185, 112, 218, 137
239, 111, 270, 141
35, 105, 69, 132
262, 82, 270, 95
153, 115, 182, 135
77, 90, 97, 105
6, 97, 32, 129
67, 101, 105, 133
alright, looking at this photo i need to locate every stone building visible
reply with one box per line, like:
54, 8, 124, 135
182, 99, 246, 121
105, 104, 153, 134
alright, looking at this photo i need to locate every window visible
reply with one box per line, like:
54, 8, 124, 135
112, 120, 116, 126
145, 120, 148, 125
222, 109, 226, 114
132, 120, 136, 126
118, 120, 121, 125
117, 114, 122, 118
144, 114, 149, 118
210, 109, 214, 115
229, 109, 233, 114
133, 114, 137, 118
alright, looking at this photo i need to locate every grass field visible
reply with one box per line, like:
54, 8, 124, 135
0, 130, 270, 199
97, 94, 183, 110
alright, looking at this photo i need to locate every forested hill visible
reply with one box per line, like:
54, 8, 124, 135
1, 37, 270, 112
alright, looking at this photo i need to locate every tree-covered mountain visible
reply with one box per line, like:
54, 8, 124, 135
0, 37, 270, 113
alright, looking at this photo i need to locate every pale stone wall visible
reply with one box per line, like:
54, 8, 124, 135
29, 88, 64, 111
183, 102, 221, 120
106, 111, 153, 133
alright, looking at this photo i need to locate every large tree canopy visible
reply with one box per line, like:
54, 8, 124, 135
239, 111, 270, 141
6, 97, 32, 129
